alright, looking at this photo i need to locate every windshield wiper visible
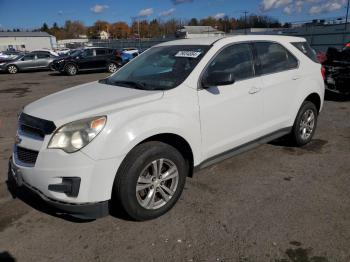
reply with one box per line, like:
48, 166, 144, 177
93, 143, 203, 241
107, 80, 147, 90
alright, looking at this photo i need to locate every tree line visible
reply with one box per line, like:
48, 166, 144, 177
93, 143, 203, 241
10, 14, 291, 40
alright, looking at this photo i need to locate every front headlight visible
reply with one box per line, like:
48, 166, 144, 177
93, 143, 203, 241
48, 116, 106, 153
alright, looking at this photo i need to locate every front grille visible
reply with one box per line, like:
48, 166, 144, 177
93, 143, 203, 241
20, 124, 45, 139
16, 146, 39, 165
18, 113, 56, 140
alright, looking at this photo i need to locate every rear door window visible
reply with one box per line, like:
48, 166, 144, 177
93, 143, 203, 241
291, 42, 318, 63
255, 42, 298, 75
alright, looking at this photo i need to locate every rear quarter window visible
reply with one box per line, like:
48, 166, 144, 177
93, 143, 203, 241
292, 42, 319, 63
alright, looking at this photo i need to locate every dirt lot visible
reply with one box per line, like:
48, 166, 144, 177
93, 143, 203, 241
0, 71, 349, 262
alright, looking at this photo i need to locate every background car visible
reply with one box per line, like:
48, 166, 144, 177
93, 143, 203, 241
0, 50, 25, 60
31, 49, 59, 57
322, 43, 350, 95
56, 48, 71, 56
51, 47, 122, 75
0, 52, 57, 74
120, 47, 139, 64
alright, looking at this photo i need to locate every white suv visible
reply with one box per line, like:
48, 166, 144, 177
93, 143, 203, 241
9, 35, 325, 220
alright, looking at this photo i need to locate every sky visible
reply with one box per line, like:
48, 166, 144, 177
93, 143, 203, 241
0, 0, 349, 30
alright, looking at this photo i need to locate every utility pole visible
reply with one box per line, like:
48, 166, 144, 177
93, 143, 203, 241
345, 0, 350, 32
243, 11, 249, 35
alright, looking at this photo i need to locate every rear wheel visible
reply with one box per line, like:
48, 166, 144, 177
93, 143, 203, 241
107, 62, 118, 73
7, 65, 18, 74
290, 101, 318, 146
65, 64, 77, 76
112, 141, 187, 221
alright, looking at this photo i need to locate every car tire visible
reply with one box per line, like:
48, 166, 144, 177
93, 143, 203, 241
7, 65, 18, 74
107, 62, 118, 73
112, 141, 187, 221
65, 64, 77, 76
48, 63, 55, 71
290, 101, 318, 146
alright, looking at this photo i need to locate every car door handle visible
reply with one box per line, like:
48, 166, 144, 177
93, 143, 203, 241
292, 75, 301, 80
248, 87, 261, 94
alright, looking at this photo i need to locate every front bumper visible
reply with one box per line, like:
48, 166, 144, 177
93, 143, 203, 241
52, 61, 65, 71
12, 142, 120, 203
9, 157, 109, 219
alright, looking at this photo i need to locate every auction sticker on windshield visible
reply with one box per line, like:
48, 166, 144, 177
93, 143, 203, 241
175, 51, 202, 58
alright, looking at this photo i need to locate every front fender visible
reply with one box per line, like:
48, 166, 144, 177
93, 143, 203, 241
82, 110, 201, 165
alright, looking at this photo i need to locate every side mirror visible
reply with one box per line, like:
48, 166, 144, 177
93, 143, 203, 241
202, 71, 235, 88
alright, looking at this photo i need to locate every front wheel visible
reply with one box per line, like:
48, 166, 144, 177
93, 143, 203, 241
112, 141, 187, 221
65, 64, 77, 76
290, 101, 318, 146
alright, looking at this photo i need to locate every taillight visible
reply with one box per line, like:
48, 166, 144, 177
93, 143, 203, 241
321, 66, 326, 80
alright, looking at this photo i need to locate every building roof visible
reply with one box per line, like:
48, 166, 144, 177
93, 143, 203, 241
179, 26, 224, 34
0, 31, 51, 37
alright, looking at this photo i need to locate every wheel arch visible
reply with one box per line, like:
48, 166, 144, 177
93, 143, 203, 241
138, 133, 195, 177
304, 92, 321, 113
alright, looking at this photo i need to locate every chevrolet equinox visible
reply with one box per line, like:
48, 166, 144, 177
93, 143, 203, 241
9, 35, 325, 220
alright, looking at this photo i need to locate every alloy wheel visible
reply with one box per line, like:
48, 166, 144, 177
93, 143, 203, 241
8, 65, 17, 74
136, 158, 179, 210
299, 109, 315, 140
68, 65, 77, 75
108, 63, 117, 73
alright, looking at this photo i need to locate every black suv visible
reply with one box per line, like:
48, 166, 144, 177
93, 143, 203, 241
52, 47, 122, 76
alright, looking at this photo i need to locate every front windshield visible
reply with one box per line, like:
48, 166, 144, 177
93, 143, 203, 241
103, 45, 210, 90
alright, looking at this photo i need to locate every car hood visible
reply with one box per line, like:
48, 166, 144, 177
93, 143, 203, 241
23, 81, 164, 124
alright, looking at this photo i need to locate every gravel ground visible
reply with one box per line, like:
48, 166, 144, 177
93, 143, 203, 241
0, 71, 349, 262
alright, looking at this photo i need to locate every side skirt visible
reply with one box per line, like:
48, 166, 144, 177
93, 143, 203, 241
194, 127, 292, 172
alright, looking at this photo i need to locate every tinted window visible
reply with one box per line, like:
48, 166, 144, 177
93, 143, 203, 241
22, 54, 35, 61
255, 42, 298, 75
206, 44, 254, 81
83, 49, 95, 57
96, 49, 106, 56
37, 53, 50, 59
292, 42, 318, 63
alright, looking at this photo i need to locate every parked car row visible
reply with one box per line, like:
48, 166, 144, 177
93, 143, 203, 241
0, 47, 140, 75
